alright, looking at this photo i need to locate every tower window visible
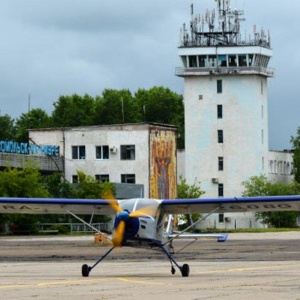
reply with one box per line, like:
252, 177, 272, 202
217, 130, 224, 143
199, 55, 206, 67
218, 214, 224, 223
217, 105, 223, 118
188, 55, 197, 67
218, 55, 227, 67
217, 80, 222, 94
228, 55, 237, 66
238, 54, 247, 66
218, 157, 224, 171
218, 183, 224, 197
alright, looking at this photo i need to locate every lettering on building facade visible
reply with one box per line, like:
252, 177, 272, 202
0, 141, 59, 156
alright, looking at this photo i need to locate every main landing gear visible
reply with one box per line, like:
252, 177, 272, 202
81, 244, 190, 277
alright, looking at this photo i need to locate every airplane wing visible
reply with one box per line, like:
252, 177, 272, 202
160, 195, 300, 214
0, 195, 300, 216
0, 198, 116, 215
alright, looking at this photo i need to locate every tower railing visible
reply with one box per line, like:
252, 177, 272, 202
175, 66, 275, 77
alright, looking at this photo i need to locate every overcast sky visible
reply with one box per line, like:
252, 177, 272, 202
0, 0, 298, 150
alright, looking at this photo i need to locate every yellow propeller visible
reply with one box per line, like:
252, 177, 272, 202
107, 200, 157, 247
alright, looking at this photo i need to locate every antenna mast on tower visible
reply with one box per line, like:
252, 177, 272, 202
181, 0, 270, 48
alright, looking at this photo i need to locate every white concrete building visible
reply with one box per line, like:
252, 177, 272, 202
29, 123, 178, 200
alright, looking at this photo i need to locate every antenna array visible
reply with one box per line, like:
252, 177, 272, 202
180, 1, 271, 48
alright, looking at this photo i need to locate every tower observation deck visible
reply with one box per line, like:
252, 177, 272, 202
176, 0, 274, 78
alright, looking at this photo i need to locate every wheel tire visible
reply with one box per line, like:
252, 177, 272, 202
82, 264, 90, 277
181, 264, 190, 277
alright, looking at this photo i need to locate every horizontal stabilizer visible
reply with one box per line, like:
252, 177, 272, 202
167, 233, 228, 242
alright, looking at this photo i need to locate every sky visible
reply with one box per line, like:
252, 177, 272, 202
0, 0, 299, 150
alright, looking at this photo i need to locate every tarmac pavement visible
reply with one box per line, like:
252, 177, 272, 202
0, 232, 300, 300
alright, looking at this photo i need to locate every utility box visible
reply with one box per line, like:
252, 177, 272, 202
94, 233, 109, 245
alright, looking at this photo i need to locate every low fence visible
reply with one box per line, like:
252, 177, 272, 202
38, 222, 110, 234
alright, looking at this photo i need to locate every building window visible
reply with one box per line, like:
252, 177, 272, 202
218, 183, 224, 197
228, 55, 237, 66
238, 54, 247, 66
72, 175, 78, 183
188, 55, 197, 67
121, 145, 135, 160
95, 174, 110, 182
96, 145, 109, 159
217, 80, 222, 94
72, 146, 86, 159
217, 130, 224, 143
218, 157, 224, 171
121, 174, 136, 184
218, 214, 224, 223
218, 55, 227, 67
217, 105, 223, 119
261, 80, 264, 94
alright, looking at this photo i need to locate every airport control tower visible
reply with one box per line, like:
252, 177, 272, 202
177, 1, 274, 198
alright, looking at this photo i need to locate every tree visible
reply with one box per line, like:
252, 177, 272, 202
291, 127, 300, 183
0, 114, 16, 140
15, 108, 52, 142
135, 87, 185, 148
71, 170, 115, 223
242, 175, 300, 227
177, 175, 205, 227
0, 161, 50, 230
94, 89, 140, 125
45, 172, 76, 198
52, 94, 96, 127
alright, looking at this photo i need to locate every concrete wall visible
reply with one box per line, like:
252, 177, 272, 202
184, 74, 269, 198
29, 123, 178, 199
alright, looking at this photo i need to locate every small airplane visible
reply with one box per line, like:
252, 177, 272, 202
0, 195, 299, 277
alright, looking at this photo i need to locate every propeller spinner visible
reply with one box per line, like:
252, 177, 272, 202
108, 200, 156, 247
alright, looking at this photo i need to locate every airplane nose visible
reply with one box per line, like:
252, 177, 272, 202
118, 210, 130, 222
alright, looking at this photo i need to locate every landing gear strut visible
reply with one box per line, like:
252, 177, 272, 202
81, 246, 115, 277
81, 244, 190, 277
161, 244, 190, 277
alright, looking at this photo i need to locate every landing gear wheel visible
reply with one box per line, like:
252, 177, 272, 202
171, 266, 176, 275
181, 264, 190, 277
82, 264, 91, 277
